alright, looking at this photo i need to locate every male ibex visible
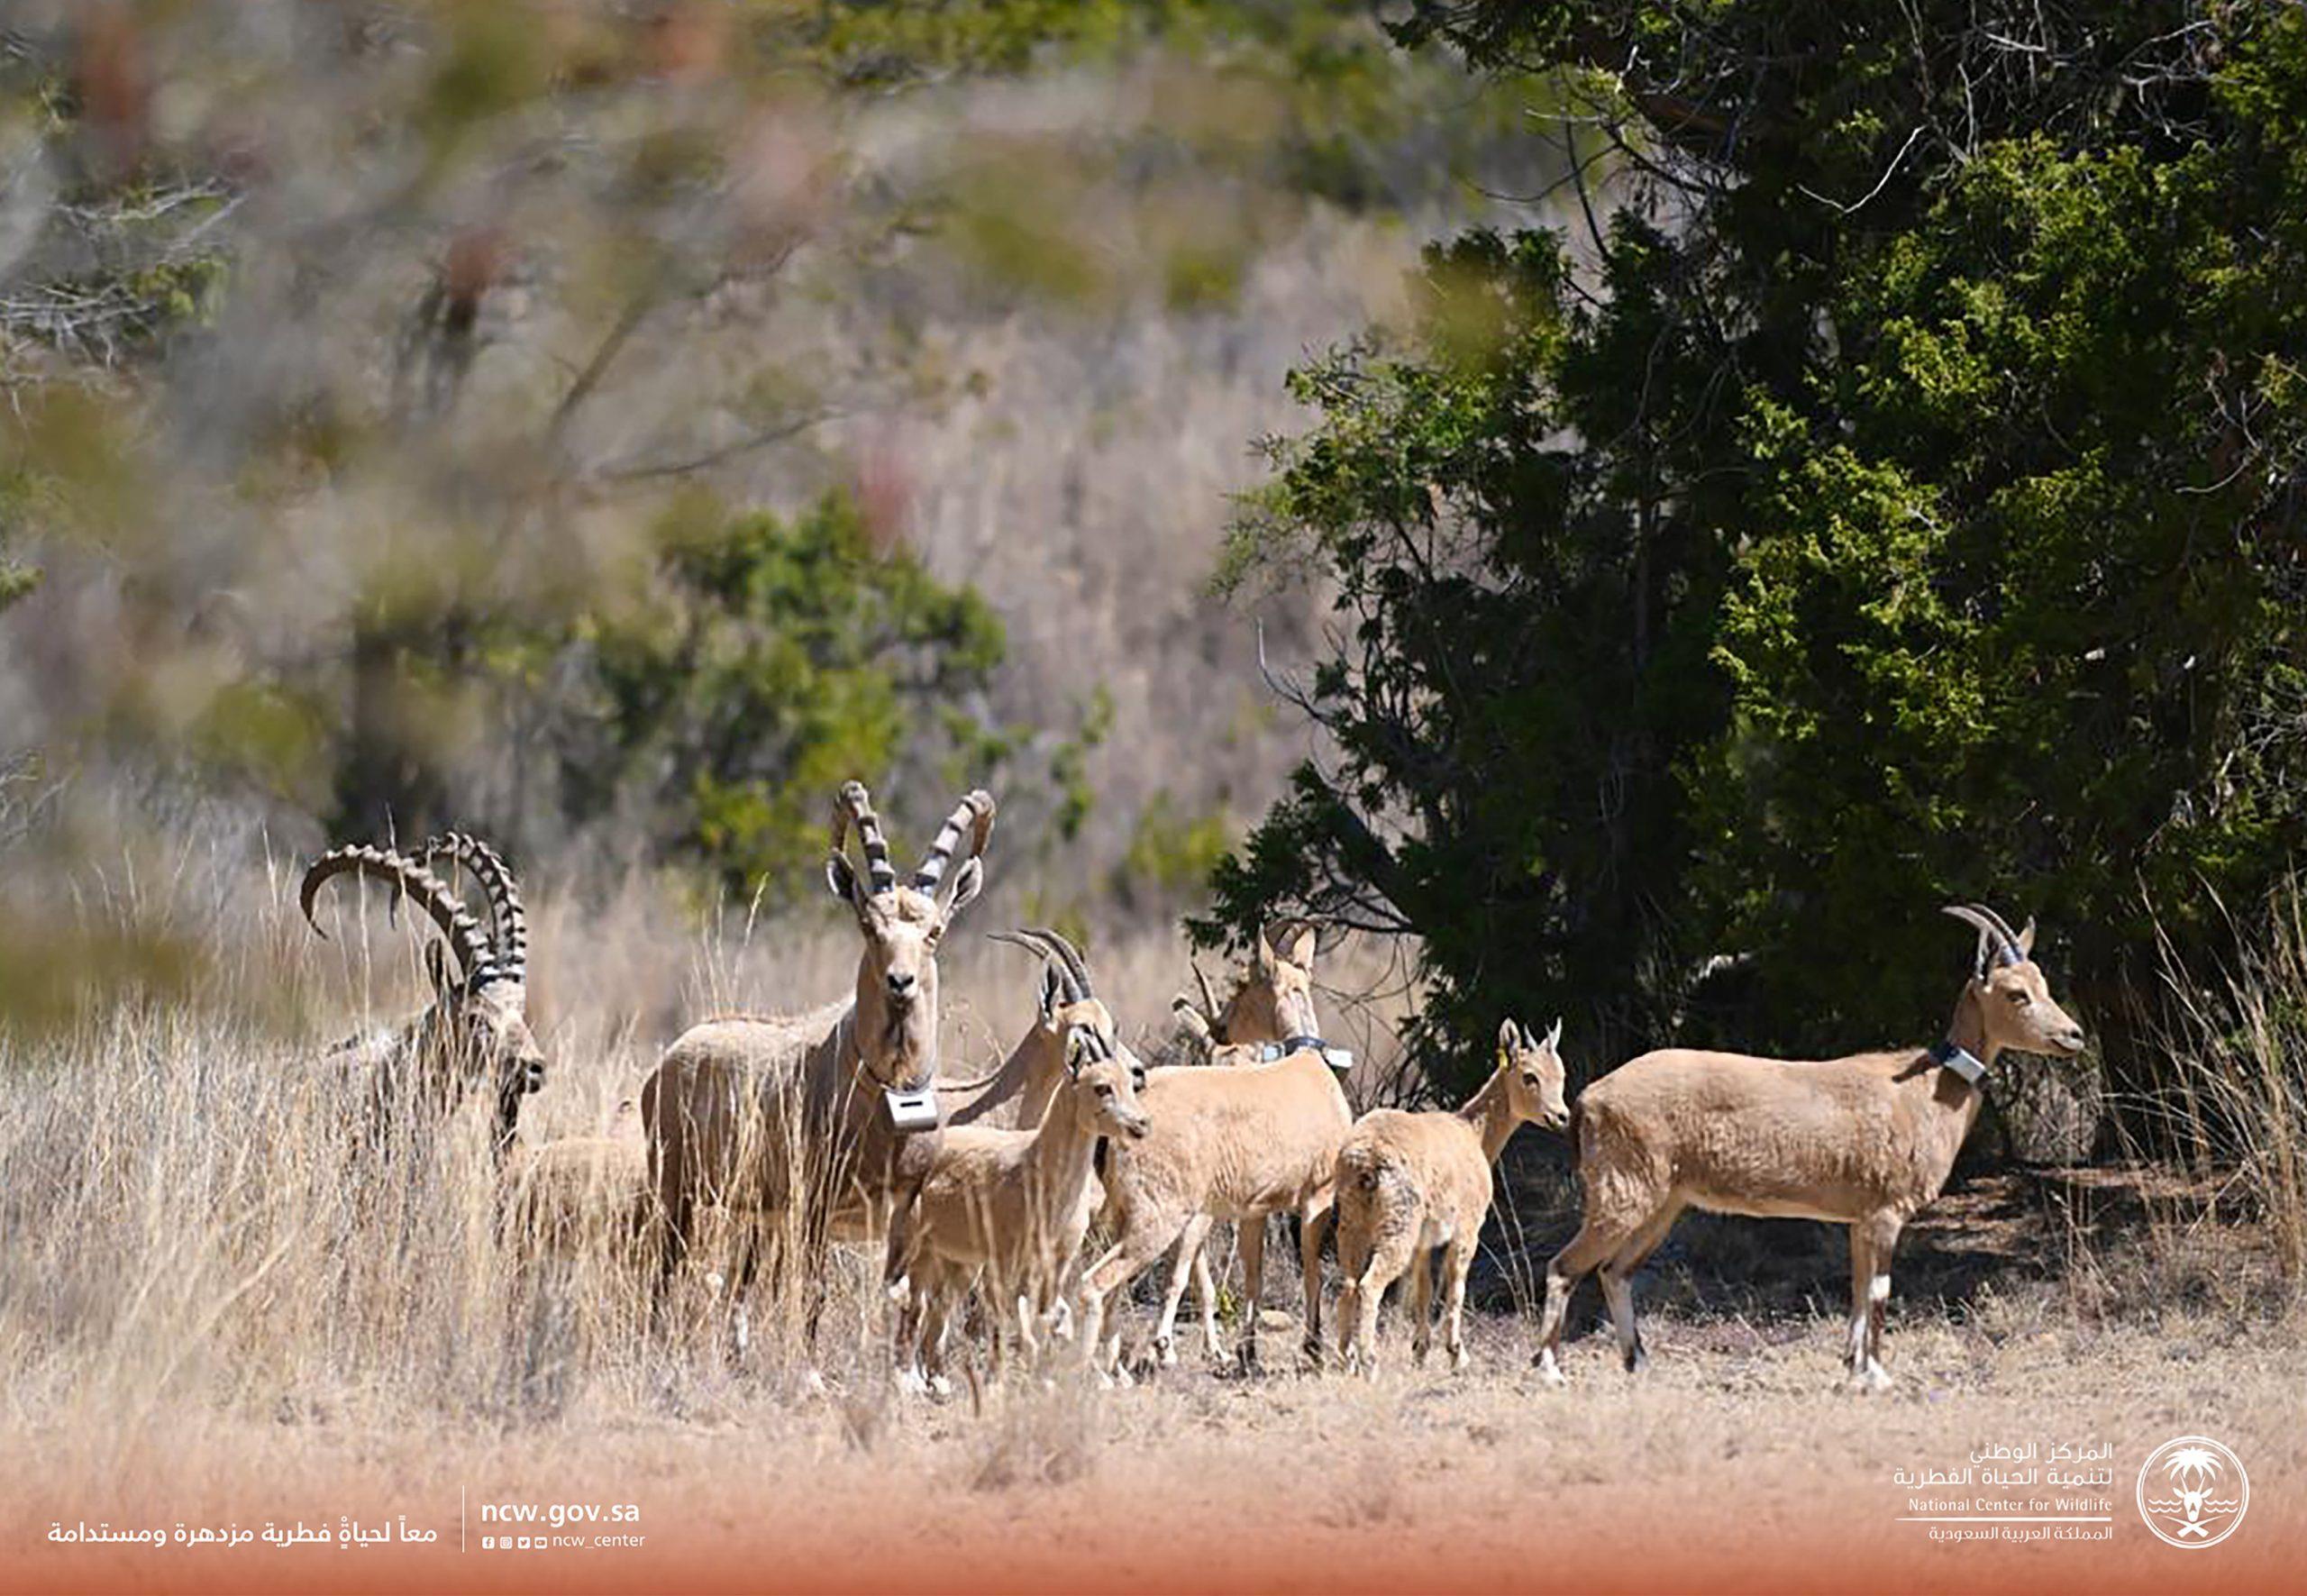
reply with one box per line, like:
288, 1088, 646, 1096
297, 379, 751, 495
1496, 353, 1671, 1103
1334, 1019, 1569, 1375
897, 1024, 1151, 1389
643, 780, 993, 1349
299, 836, 545, 1160
1534, 905, 2085, 1391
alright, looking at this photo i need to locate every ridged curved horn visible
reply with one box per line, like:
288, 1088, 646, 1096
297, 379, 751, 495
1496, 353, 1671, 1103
301, 844, 495, 985
915, 789, 996, 892
831, 780, 896, 896
989, 928, 1080, 1004
1943, 904, 2022, 970
1023, 926, 1091, 999
417, 832, 526, 990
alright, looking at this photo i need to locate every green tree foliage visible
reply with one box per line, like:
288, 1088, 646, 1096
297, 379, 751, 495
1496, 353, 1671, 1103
1211, 3, 2307, 1092
559, 492, 1008, 899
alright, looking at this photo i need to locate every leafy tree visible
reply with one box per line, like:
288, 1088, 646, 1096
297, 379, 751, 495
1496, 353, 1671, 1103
1209, 3, 2307, 1098
557, 491, 1009, 899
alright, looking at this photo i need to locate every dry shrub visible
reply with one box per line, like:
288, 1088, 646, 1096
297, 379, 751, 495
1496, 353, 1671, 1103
2140, 880, 2307, 1283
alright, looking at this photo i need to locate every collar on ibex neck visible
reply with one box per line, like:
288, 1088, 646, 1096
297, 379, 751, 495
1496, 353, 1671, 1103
1929, 1039, 1989, 1087
1248, 1035, 1351, 1075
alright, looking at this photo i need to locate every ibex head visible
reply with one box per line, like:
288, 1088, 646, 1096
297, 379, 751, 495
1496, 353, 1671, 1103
1943, 904, 2086, 1060
994, 926, 1145, 1089
1175, 917, 1321, 1051
301, 839, 545, 1155
1064, 1024, 1151, 1143
825, 780, 993, 1086
1497, 1017, 1572, 1132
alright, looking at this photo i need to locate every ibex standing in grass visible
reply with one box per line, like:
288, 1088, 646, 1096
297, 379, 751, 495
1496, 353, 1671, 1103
1169, 919, 1323, 1062
1077, 1040, 1352, 1379
1534, 905, 2085, 1391
1335, 1019, 1570, 1375
897, 1024, 1151, 1389
1148, 918, 1330, 1364
505, 1098, 652, 1264
643, 781, 992, 1352
300, 838, 546, 1161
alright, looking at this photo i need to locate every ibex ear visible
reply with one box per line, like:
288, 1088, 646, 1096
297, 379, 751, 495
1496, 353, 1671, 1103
1281, 923, 1317, 971
825, 852, 864, 912
1039, 962, 1064, 1024
942, 856, 984, 920
2016, 917, 2038, 958
1546, 1017, 1564, 1053
1254, 927, 1277, 974
1497, 1017, 1521, 1055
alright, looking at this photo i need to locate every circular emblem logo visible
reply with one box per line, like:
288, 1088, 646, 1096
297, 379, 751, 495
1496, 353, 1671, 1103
2137, 1435, 2248, 1549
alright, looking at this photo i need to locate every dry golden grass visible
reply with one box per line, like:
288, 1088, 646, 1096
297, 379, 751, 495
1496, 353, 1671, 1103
3, 875, 2301, 1589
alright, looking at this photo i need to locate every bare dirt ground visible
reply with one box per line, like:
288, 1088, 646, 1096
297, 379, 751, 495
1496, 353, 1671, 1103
7, 1166, 2301, 1596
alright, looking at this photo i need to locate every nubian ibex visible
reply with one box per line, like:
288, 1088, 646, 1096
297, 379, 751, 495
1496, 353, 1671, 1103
1076, 1039, 1352, 1379
1144, 917, 1332, 1365
898, 1022, 1151, 1389
643, 780, 993, 1349
1334, 1019, 1569, 1375
299, 835, 545, 1160
938, 929, 1118, 1131
1533, 905, 2084, 1391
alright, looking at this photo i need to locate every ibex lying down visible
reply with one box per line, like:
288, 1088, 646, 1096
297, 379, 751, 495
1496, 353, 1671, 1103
1535, 905, 2085, 1391
299, 834, 545, 1161
1335, 1019, 1569, 1374
643, 781, 993, 1348
505, 1098, 650, 1263
1077, 1042, 1352, 1378
897, 1024, 1150, 1388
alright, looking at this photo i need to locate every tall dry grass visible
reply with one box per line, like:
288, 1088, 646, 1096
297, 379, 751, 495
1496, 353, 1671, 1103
0, 844, 1424, 1446
2140, 880, 2307, 1281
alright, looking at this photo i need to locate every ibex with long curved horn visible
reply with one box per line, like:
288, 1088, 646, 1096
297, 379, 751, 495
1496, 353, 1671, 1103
299, 838, 546, 1160
643, 780, 993, 1351
1534, 904, 2085, 1391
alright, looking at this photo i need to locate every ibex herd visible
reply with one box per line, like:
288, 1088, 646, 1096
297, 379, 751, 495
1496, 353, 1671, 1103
300, 777, 2086, 1395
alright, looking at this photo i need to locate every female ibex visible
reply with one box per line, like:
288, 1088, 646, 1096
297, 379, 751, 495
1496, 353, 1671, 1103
1146, 917, 1332, 1365
1077, 1039, 1352, 1379
898, 1023, 1151, 1389
299, 836, 545, 1160
938, 929, 1117, 1131
1534, 905, 2085, 1391
1335, 1019, 1570, 1375
642, 780, 993, 1350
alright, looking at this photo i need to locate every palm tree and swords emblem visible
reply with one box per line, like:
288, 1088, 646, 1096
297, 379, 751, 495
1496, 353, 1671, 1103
2138, 1438, 2248, 1546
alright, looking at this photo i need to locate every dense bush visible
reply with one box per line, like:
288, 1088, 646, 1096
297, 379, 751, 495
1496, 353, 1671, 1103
1209, 3, 2307, 1095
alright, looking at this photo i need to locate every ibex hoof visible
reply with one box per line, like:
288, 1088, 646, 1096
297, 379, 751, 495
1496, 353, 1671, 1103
1848, 1364, 1892, 1395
